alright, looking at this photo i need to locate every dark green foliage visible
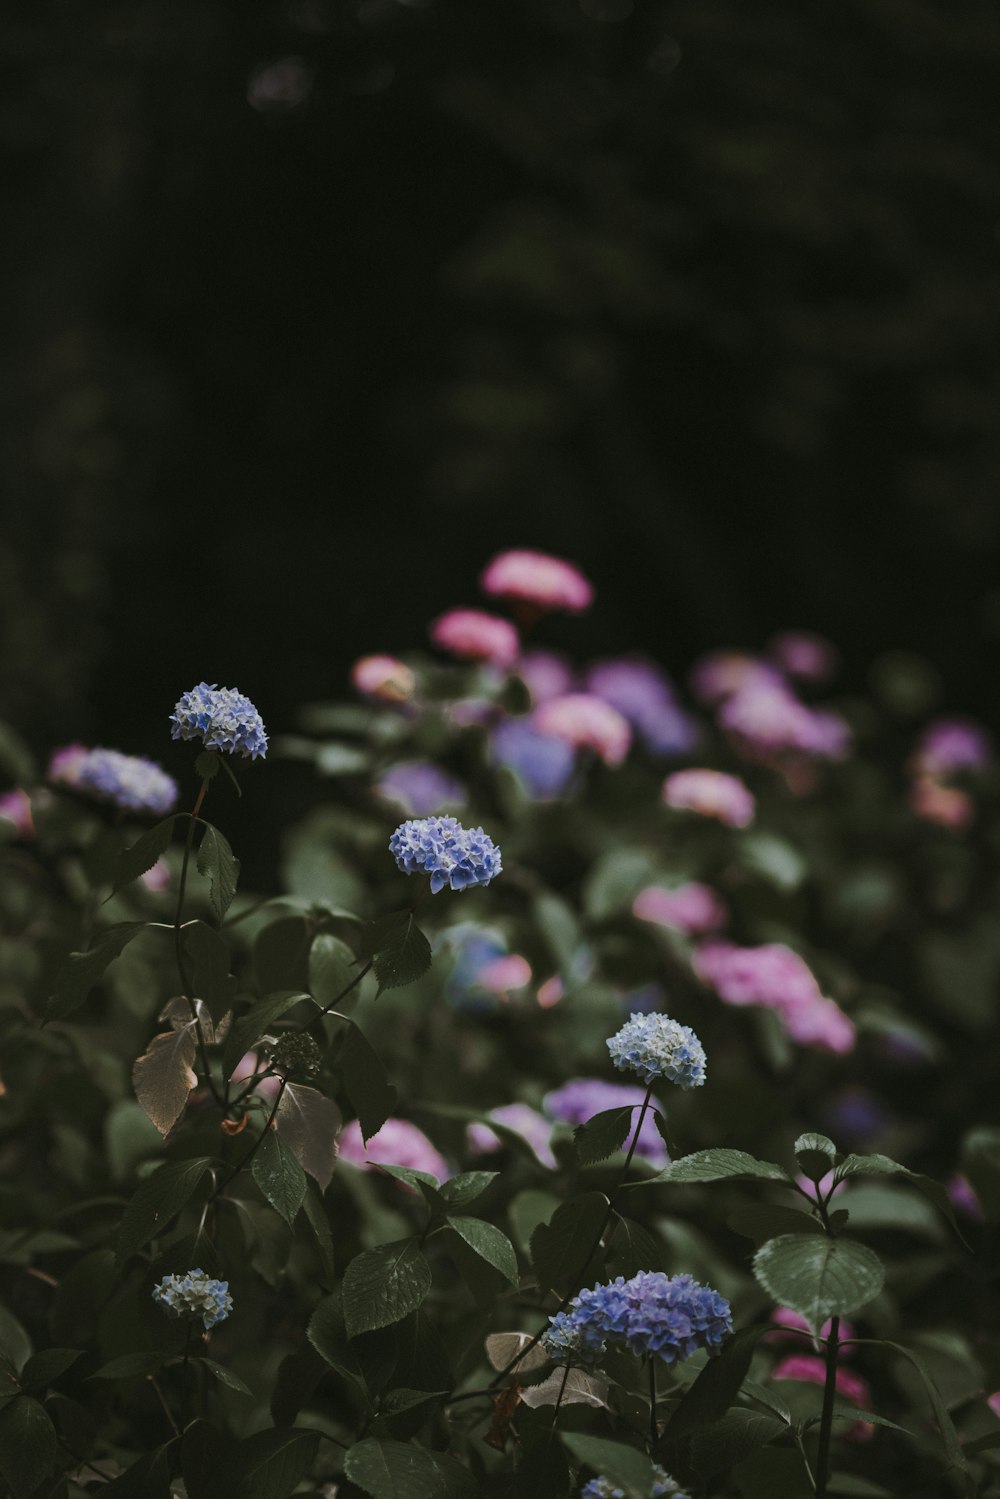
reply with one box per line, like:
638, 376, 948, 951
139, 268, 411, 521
196, 821, 240, 923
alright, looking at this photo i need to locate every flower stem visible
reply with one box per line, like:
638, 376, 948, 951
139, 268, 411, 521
648, 1357, 658, 1448
172, 779, 223, 1106
220, 1078, 288, 1191
814, 1314, 840, 1499
546, 1363, 572, 1447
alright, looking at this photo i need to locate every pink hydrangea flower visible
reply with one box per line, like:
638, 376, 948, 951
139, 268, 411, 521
475, 953, 532, 996
767, 630, 839, 683
351, 654, 416, 703
534, 694, 631, 766
662, 769, 754, 828
536, 974, 564, 1009
141, 858, 172, 893
430, 609, 520, 667
229, 1051, 283, 1102
338, 1117, 450, 1181
0, 789, 33, 839
767, 1306, 855, 1353
770, 1355, 873, 1440
909, 775, 974, 831
689, 651, 784, 705
988, 1391, 1000, 1420
633, 882, 727, 936
694, 941, 855, 1055
48, 743, 88, 787
719, 683, 850, 761
480, 549, 593, 614
517, 649, 575, 704
467, 1103, 557, 1169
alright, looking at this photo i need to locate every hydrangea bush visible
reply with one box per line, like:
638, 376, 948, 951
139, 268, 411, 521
0, 547, 998, 1498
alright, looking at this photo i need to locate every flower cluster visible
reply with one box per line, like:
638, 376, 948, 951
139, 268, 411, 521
607, 1013, 707, 1089
632, 882, 727, 936
480, 548, 593, 614
170, 683, 268, 760
389, 815, 502, 893
430, 608, 520, 667
694, 941, 855, 1054
661, 768, 754, 828
491, 719, 576, 799
543, 1077, 668, 1166
377, 761, 465, 816
533, 693, 632, 767
152, 1269, 233, 1330
351, 654, 416, 703
585, 657, 700, 757
581, 1468, 688, 1499
76, 748, 179, 816
543, 1271, 732, 1367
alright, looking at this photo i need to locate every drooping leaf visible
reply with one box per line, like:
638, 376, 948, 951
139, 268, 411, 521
46, 922, 145, 1022
794, 1132, 839, 1182
344, 1437, 478, 1499
752, 1235, 885, 1330
572, 1107, 635, 1167
309, 932, 358, 1009
531, 1191, 609, 1294
340, 1021, 397, 1143
439, 1172, 498, 1209
521, 1367, 610, 1410
654, 1149, 790, 1185
112, 817, 179, 895
221, 991, 313, 1079
196, 821, 240, 924
562, 1434, 657, 1498
274, 1082, 341, 1192
199, 1359, 254, 1396
727, 1204, 824, 1246
372, 915, 432, 993
132, 1027, 198, 1137
446, 1216, 518, 1285
342, 1239, 432, 1338
116, 1157, 214, 1266
687, 1409, 788, 1477
834, 1153, 968, 1244
302, 1181, 336, 1282
307, 1295, 365, 1388
183, 920, 236, 1023
18, 1349, 82, 1392
251, 1127, 307, 1225
874, 1340, 968, 1478
234, 1427, 320, 1499
483, 1333, 548, 1375
0, 1395, 57, 1499
661, 1327, 767, 1445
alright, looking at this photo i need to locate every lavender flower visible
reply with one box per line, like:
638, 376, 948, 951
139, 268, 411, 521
607, 1013, 706, 1089
467, 1103, 558, 1170
581, 1467, 688, 1499
377, 761, 465, 816
491, 719, 576, 798
77, 749, 179, 816
543, 1271, 731, 1367
170, 683, 267, 760
152, 1269, 232, 1330
585, 658, 700, 757
389, 815, 501, 893
338, 1118, 450, 1180
543, 1078, 668, 1166
914, 717, 993, 777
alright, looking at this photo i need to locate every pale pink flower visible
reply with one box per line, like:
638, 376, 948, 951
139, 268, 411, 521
767, 630, 839, 683
0, 789, 33, 839
720, 683, 850, 761
430, 609, 520, 667
480, 549, 593, 614
946, 1174, 983, 1221
910, 775, 974, 831
770, 1355, 873, 1441
689, 651, 784, 705
988, 1392, 1000, 1421
767, 1307, 855, 1353
537, 975, 564, 1009
338, 1117, 450, 1181
48, 743, 88, 787
633, 882, 727, 936
476, 953, 532, 996
662, 768, 754, 828
141, 858, 171, 893
467, 1103, 557, 1169
694, 941, 855, 1055
533, 693, 631, 767
517, 649, 575, 704
351, 654, 416, 703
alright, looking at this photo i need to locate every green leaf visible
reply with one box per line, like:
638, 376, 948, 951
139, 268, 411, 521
0, 721, 35, 785
183, 920, 236, 1023
439, 1172, 498, 1209
0, 1395, 57, 1499
342, 1239, 432, 1338
794, 1132, 838, 1182
222, 991, 313, 1079
302, 1181, 336, 1283
604, 1214, 665, 1279
116, 1157, 214, 1266
270, 1345, 329, 1427
309, 931, 358, 1008
251, 1127, 307, 1225
573, 1107, 635, 1167
533, 889, 580, 977
274, 1081, 341, 1193
446, 1216, 518, 1285
196, 821, 240, 924
102, 1442, 175, 1497
727, 1204, 824, 1246
307, 1295, 364, 1386
733, 1448, 815, 1498
235, 1427, 320, 1499
112, 817, 179, 895
688, 1409, 788, 1477
200, 1359, 254, 1396
661, 1327, 767, 1445
90, 1352, 170, 1380
875, 1340, 968, 1477
960, 1127, 1000, 1220
255, 916, 311, 994
656, 1149, 790, 1185
372, 1163, 445, 1212
752, 1235, 885, 1329
834, 1153, 968, 1244
131, 1025, 198, 1138
46, 921, 145, 1022
531, 1191, 609, 1294
344, 1437, 478, 1499
18, 1348, 81, 1392
562, 1435, 657, 1499
373, 915, 432, 993
340, 1021, 398, 1144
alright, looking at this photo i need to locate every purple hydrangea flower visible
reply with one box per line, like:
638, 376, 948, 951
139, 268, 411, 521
491, 719, 576, 799
77, 749, 179, 816
767, 630, 839, 683
170, 683, 268, 760
607, 1013, 706, 1089
467, 1103, 558, 1169
914, 717, 993, 777
585, 658, 701, 758
543, 1078, 668, 1166
377, 761, 465, 816
389, 815, 501, 893
152, 1269, 232, 1330
516, 649, 575, 704
543, 1271, 732, 1367
581, 1468, 688, 1499
719, 682, 850, 761
338, 1117, 450, 1180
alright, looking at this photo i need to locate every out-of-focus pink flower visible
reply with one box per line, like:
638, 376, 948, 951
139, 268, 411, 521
946, 1173, 983, 1221
430, 609, 520, 667
534, 694, 631, 767
689, 652, 784, 705
141, 858, 171, 893
694, 941, 855, 1055
338, 1117, 450, 1181
767, 1307, 855, 1353
793, 1169, 846, 1200
48, 744, 88, 787
467, 1103, 557, 1169
770, 1355, 873, 1440
633, 882, 727, 936
229, 1051, 283, 1102
988, 1391, 1000, 1421
517, 649, 575, 704
662, 769, 754, 828
537, 975, 564, 1008
913, 717, 993, 778
719, 682, 850, 761
767, 631, 839, 684
351, 654, 416, 703
480, 549, 593, 614
476, 953, 532, 996
910, 775, 974, 831
0, 789, 33, 839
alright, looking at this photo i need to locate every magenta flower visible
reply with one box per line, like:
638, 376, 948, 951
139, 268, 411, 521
633, 883, 727, 936
694, 941, 855, 1055
516, 649, 575, 704
662, 768, 754, 828
770, 1356, 873, 1441
47, 743, 88, 788
767, 1306, 855, 1352
533, 693, 632, 767
338, 1118, 450, 1181
913, 717, 993, 777
430, 608, 520, 667
0, 789, 33, 840
351, 654, 416, 703
909, 775, 973, 831
480, 548, 593, 614
467, 1103, 557, 1169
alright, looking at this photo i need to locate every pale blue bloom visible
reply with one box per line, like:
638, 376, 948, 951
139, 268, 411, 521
170, 683, 268, 760
491, 719, 575, 798
543, 1271, 731, 1368
581, 1466, 689, 1498
152, 1269, 233, 1330
77, 749, 178, 816
377, 761, 465, 816
608, 1012, 706, 1089
389, 815, 501, 893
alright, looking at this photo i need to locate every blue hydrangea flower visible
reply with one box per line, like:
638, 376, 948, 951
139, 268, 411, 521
152, 1269, 233, 1330
491, 719, 576, 799
170, 683, 268, 760
581, 1466, 689, 1499
543, 1271, 731, 1369
377, 761, 465, 816
389, 815, 502, 893
607, 1013, 706, 1089
77, 749, 179, 816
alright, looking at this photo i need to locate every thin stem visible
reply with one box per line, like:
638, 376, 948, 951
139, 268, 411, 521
546, 1364, 572, 1447
814, 1314, 841, 1499
309, 960, 374, 1023
172, 781, 223, 1106
219, 1078, 288, 1191
180, 1323, 194, 1427
146, 1373, 179, 1437
792, 1427, 818, 1494
648, 1357, 658, 1448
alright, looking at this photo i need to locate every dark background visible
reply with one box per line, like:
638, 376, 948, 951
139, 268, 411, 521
4, 0, 1000, 765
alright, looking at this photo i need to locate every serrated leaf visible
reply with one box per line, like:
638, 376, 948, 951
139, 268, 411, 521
183, 920, 236, 1023
0, 1396, 57, 1499
795, 1132, 838, 1182
18, 1348, 81, 1392
661, 1327, 765, 1444
521, 1367, 610, 1409
196, 821, 240, 924
562, 1434, 656, 1497
132, 1027, 198, 1137
302, 1181, 336, 1282
235, 1427, 320, 1499
274, 1082, 341, 1192
307, 1295, 364, 1385
440, 1172, 498, 1208
573, 1107, 635, 1167
531, 1191, 609, 1294
372, 1164, 445, 1212
199, 1359, 254, 1396
116, 1157, 214, 1266
90, 1352, 170, 1380
251, 1127, 307, 1225
373, 915, 432, 993
835, 1152, 968, 1244
309, 932, 358, 1007
340, 1021, 397, 1143
656, 1149, 790, 1185
344, 1437, 477, 1499
46, 922, 145, 1022
379, 1387, 447, 1418
446, 1216, 518, 1285
688, 1409, 787, 1477
484, 1332, 548, 1375
604, 1214, 666, 1279
112, 817, 179, 895
727, 1204, 824, 1246
752, 1235, 885, 1329
342, 1239, 432, 1338
876, 1340, 968, 1477
222, 991, 313, 1078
